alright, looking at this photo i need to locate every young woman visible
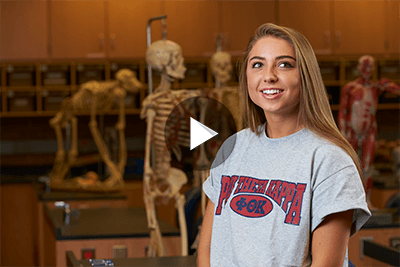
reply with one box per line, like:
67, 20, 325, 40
197, 23, 371, 267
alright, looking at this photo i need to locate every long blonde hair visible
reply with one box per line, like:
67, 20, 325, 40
238, 23, 363, 179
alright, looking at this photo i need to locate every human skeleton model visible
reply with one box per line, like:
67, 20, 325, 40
211, 51, 233, 89
141, 39, 201, 257
338, 55, 400, 205
49, 69, 142, 191
193, 50, 243, 214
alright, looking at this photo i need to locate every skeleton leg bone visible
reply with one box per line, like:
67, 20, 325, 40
175, 192, 188, 256
49, 111, 68, 182
68, 115, 79, 165
89, 96, 123, 188
115, 93, 127, 174
143, 108, 166, 256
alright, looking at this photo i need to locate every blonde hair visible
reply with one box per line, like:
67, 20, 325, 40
238, 23, 363, 179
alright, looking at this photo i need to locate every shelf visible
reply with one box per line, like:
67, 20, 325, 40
0, 56, 399, 118
377, 103, 400, 110
2, 86, 37, 92
0, 109, 141, 118
0, 151, 144, 167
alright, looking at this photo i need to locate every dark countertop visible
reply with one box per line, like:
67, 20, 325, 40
0, 175, 38, 184
67, 251, 196, 267
45, 205, 180, 241
362, 208, 400, 229
35, 182, 127, 201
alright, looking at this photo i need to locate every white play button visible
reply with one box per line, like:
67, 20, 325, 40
190, 117, 218, 150
165, 96, 237, 171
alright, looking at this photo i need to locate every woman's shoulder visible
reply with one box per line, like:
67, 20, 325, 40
303, 129, 354, 165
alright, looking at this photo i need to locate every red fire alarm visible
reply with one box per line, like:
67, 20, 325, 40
81, 248, 96, 260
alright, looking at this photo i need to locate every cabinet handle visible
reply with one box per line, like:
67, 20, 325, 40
110, 34, 116, 50
324, 31, 330, 48
99, 33, 105, 51
335, 31, 341, 47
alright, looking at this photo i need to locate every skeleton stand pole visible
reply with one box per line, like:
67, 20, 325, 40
147, 15, 167, 94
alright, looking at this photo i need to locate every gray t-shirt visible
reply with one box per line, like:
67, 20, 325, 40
203, 126, 371, 267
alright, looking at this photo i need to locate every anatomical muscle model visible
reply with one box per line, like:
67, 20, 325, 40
338, 55, 400, 206
49, 69, 142, 192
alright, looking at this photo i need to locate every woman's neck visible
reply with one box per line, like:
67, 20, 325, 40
265, 114, 304, 139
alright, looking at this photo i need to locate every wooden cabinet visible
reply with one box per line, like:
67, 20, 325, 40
385, 1, 399, 54
1, 1, 398, 59
333, 1, 386, 55
279, 1, 389, 55
0, 1, 48, 61
1, 183, 38, 266
221, 1, 276, 55
50, 1, 106, 59
279, 1, 331, 55
108, 1, 164, 59
164, 1, 219, 58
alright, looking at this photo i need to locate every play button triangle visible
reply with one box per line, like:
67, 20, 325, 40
190, 117, 218, 150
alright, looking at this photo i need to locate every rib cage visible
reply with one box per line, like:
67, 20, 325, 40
144, 89, 200, 180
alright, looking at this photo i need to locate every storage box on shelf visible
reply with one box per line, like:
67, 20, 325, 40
378, 59, 400, 105
0, 60, 149, 117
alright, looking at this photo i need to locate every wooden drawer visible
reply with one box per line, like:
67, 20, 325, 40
181, 63, 207, 83
41, 64, 70, 86
42, 90, 70, 111
345, 61, 360, 81
76, 64, 105, 85
6, 65, 36, 86
8, 91, 36, 111
379, 60, 399, 80
319, 61, 340, 81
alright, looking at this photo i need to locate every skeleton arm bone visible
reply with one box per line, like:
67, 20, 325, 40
143, 108, 156, 192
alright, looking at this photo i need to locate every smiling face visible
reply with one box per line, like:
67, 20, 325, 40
246, 36, 301, 121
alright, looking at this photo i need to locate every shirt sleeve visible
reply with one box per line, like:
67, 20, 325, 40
311, 150, 371, 236
202, 168, 220, 205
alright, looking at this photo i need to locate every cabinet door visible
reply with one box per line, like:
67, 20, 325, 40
386, 1, 399, 54
50, 1, 105, 59
108, 0, 163, 59
1, 1, 48, 61
221, 1, 276, 55
333, 1, 386, 55
164, 2, 219, 57
279, 1, 331, 55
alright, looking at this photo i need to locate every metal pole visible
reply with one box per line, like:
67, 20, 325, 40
215, 33, 223, 88
146, 15, 167, 94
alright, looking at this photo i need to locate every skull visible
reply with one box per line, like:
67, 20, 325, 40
146, 40, 186, 79
211, 51, 233, 84
115, 69, 142, 93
